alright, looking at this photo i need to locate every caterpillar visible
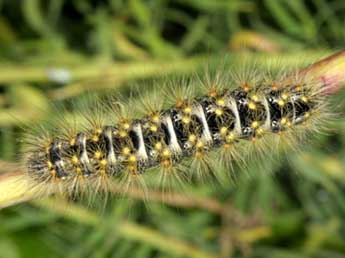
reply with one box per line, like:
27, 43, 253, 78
22, 54, 337, 199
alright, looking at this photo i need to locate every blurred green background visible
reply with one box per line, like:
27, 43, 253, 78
0, 0, 345, 258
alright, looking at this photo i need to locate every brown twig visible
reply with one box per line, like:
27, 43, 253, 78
299, 50, 345, 94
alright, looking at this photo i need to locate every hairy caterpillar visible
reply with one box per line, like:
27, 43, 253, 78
22, 54, 337, 199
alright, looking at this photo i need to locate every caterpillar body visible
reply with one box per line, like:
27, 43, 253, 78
24, 60, 330, 197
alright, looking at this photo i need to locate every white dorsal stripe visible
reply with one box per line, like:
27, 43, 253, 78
163, 115, 182, 153
78, 133, 91, 166
227, 96, 242, 135
192, 103, 212, 143
261, 97, 271, 130
104, 127, 117, 164
132, 123, 148, 160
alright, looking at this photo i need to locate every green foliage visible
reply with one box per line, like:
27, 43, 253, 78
0, 1, 345, 258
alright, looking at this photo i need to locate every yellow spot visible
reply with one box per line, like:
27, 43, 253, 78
92, 135, 99, 142
281, 117, 287, 125
71, 155, 79, 164
152, 115, 160, 123
128, 155, 136, 163
47, 161, 53, 169
257, 128, 264, 135
304, 112, 310, 118
281, 93, 289, 100
196, 141, 204, 148
215, 108, 223, 116
251, 121, 259, 129
76, 167, 82, 174
94, 151, 102, 159
226, 133, 235, 142
216, 98, 225, 106
301, 96, 308, 102
70, 138, 76, 146
119, 130, 127, 137
96, 128, 102, 134
127, 165, 136, 172
188, 134, 196, 143
278, 99, 285, 107
122, 147, 131, 155
100, 159, 107, 167
195, 151, 203, 158
150, 124, 158, 132
248, 102, 256, 110
155, 142, 162, 150
287, 121, 292, 127
162, 149, 170, 157
220, 127, 228, 135
251, 95, 259, 102
184, 106, 192, 114
182, 116, 191, 124
123, 122, 130, 130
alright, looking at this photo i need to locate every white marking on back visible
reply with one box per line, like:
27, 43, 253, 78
227, 96, 242, 135
163, 115, 182, 153
104, 127, 117, 164
192, 103, 212, 143
261, 97, 271, 130
78, 134, 91, 167
133, 123, 148, 160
